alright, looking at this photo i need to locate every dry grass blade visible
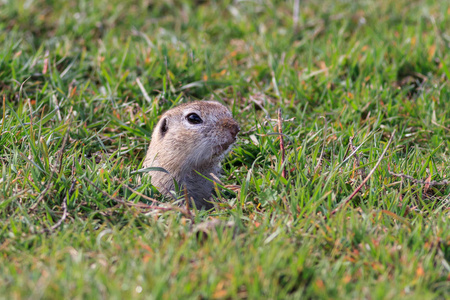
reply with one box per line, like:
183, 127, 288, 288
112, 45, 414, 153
1, 95, 5, 135
349, 136, 366, 179
388, 171, 449, 186
118, 181, 162, 205
119, 179, 194, 219
29, 181, 54, 211
277, 108, 290, 212
277, 108, 287, 180
84, 177, 154, 208
326, 129, 396, 219
314, 116, 327, 174
42, 158, 77, 233
380, 209, 413, 230
85, 177, 195, 221
42, 180, 74, 233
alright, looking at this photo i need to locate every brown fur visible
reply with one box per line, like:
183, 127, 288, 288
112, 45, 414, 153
142, 101, 239, 209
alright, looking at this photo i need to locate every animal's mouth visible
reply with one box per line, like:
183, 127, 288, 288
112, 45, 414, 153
213, 138, 236, 155
211, 122, 240, 156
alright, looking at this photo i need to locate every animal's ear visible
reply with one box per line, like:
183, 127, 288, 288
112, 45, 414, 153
160, 118, 168, 137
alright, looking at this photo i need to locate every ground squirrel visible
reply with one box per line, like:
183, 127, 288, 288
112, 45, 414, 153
142, 101, 240, 209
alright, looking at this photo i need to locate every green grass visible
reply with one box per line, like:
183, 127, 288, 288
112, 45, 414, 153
1, 0, 450, 298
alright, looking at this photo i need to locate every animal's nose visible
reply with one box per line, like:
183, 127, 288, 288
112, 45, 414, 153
220, 118, 240, 137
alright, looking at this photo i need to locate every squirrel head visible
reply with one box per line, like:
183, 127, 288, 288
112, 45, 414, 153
148, 101, 240, 171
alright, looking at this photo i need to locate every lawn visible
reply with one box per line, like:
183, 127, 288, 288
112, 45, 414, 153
1, 0, 449, 298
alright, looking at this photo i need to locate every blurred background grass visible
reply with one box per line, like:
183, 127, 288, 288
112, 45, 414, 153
0, 0, 449, 298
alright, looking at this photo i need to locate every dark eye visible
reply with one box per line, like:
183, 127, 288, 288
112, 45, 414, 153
160, 118, 168, 137
186, 113, 203, 124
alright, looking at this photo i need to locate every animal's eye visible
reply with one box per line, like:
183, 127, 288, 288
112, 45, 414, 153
160, 118, 168, 137
186, 113, 203, 124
